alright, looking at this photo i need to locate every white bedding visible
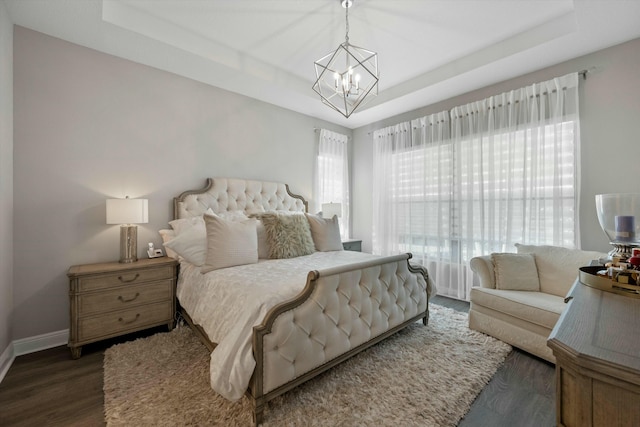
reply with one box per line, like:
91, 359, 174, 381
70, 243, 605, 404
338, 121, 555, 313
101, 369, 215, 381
177, 250, 382, 401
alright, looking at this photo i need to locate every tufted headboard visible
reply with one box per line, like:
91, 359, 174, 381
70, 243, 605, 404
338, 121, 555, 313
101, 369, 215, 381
173, 178, 308, 219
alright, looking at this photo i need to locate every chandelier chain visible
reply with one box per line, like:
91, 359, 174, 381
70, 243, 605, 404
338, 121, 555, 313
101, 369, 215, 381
345, 2, 349, 45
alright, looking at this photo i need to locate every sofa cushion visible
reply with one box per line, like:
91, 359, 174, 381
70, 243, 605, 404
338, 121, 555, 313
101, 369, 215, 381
515, 244, 605, 297
470, 287, 566, 330
492, 253, 540, 291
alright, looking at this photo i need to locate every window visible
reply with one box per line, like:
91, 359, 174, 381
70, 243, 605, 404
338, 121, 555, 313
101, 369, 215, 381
315, 129, 349, 239
373, 73, 580, 300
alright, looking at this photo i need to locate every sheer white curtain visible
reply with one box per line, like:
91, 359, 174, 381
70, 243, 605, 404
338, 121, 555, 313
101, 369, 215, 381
372, 121, 412, 254
372, 73, 580, 300
315, 129, 350, 239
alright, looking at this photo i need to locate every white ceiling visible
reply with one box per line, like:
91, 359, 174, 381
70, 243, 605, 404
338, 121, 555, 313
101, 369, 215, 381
6, 0, 640, 129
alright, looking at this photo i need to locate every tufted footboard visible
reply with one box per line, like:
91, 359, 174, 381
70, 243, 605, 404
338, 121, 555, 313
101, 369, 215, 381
250, 253, 430, 425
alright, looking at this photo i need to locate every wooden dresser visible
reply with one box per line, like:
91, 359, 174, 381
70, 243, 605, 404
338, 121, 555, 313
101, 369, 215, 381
67, 257, 178, 359
548, 280, 640, 426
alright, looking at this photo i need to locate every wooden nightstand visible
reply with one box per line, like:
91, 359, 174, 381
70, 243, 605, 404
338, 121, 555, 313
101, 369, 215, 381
67, 257, 178, 359
342, 239, 362, 252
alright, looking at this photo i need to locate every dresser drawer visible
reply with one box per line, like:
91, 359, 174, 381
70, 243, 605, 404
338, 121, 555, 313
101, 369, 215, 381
78, 301, 173, 342
77, 265, 175, 291
78, 280, 173, 315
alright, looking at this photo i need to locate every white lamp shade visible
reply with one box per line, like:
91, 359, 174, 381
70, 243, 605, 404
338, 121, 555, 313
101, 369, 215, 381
106, 198, 149, 224
322, 202, 342, 219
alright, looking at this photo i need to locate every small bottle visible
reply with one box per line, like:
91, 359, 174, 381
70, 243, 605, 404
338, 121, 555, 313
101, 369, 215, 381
628, 248, 640, 269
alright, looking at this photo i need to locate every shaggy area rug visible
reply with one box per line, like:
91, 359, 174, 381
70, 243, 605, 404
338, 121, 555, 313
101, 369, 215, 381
103, 304, 511, 426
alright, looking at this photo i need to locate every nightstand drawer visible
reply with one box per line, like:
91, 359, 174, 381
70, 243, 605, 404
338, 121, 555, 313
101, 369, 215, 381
78, 301, 173, 342
78, 265, 175, 291
78, 280, 173, 315
342, 240, 362, 252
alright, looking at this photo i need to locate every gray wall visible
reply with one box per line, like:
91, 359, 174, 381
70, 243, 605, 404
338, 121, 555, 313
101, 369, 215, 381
0, 1, 13, 358
352, 37, 640, 255
11, 26, 350, 341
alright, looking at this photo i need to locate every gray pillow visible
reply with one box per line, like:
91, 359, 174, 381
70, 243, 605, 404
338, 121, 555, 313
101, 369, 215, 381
305, 214, 343, 251
492, 252, 540, 291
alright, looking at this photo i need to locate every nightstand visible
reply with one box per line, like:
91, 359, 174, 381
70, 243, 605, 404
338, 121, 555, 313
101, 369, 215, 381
342, 239, 362, 252
67, 257, 178, 359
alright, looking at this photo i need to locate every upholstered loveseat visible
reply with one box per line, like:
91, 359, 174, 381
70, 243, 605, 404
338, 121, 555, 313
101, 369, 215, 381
468, 244, 606, 363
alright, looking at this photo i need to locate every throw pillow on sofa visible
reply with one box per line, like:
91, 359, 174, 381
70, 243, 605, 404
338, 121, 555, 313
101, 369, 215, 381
492, 252, 540, 291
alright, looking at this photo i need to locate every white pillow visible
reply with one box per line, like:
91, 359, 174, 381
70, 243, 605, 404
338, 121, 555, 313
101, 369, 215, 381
201, 214, 259, 273
515, 243, 606, 297
305, 214, 343, 251
217, 210, 249, 221
158, 229, 178, 259
168, 208, 214, 235
492, 253, 540, 291
163, 224, 207, 266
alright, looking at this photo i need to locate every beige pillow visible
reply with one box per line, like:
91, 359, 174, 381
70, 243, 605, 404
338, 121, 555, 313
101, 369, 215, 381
492, 253, 540, 291
305, 214, 343, 251
259, 212, 315, 259
256, 220, 269, 259
201, 214, 258, 273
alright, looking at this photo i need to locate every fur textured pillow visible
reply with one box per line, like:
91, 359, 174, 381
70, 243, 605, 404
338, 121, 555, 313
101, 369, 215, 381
259, 212, 315, 259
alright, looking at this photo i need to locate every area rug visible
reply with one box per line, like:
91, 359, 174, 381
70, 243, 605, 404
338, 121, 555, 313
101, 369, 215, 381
103, 304, 511, 426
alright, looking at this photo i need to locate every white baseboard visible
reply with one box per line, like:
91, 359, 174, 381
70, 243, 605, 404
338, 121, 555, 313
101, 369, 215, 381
0, 342, 15, 383
0, 329, 69, 384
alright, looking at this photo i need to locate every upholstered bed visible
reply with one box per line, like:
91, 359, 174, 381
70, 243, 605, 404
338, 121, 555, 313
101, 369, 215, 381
167, 178, 433, 425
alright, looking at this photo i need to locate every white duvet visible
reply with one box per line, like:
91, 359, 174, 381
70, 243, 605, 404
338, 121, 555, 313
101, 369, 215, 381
176, 250, 382, 401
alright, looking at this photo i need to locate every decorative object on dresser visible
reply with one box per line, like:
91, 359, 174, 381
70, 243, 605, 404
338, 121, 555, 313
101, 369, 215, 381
342, 238, 362, 252
103, 304, 511, 426
548, 279, 640, 427
67, 256, 178, 359
106, 197, 148, 263
169, 177, 433, 425
595, 193, 640, 261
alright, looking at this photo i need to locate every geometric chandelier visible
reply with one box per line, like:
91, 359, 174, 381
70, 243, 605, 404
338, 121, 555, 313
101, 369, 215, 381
312, 0, 379, 118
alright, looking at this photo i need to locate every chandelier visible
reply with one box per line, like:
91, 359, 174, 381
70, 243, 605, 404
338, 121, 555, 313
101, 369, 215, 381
312, 0, 379, 118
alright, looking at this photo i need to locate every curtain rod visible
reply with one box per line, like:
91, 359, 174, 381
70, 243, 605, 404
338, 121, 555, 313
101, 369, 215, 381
314, 128, 351, 139
363, 69, 593, 136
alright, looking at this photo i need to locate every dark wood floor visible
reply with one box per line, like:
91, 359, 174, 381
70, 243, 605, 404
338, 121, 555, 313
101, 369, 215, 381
0, 296, 555, 426
433, 296, 556, 427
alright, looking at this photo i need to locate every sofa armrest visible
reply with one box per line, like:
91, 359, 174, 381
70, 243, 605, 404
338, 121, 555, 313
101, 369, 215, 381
470, 255, 496, 289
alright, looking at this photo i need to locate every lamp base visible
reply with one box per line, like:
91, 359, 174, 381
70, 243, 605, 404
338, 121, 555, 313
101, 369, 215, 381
119, 225, 138, 263
608, 241, 639, 262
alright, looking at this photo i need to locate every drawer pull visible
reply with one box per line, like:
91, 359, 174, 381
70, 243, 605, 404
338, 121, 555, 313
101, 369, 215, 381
118, 292, 140, 303
118, 273, 140, 283
118, 313, 140, 324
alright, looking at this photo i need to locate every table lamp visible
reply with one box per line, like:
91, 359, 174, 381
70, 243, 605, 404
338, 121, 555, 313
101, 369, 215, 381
106, 197, 148, 263
322, 202, 342, 219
